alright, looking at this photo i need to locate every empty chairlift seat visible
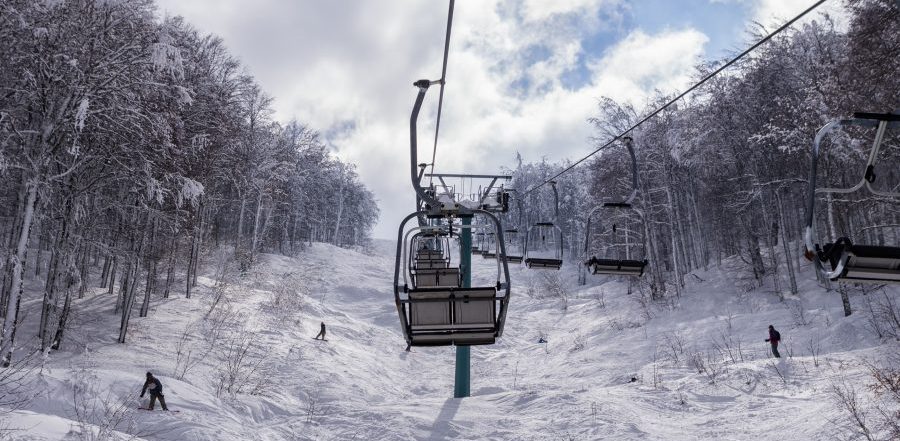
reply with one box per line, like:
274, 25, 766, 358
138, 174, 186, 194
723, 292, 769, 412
587, 257, 648, 276
820, 238, 900, 283
525, 257, 563, 269
406, 287, 499, 346
524, 222, 564, 270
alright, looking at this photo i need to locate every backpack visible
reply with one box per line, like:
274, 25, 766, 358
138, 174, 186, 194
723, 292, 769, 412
773, 330, 781, 341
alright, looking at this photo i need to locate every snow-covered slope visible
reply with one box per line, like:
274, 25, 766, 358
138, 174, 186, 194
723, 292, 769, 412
6, 241, 897, 440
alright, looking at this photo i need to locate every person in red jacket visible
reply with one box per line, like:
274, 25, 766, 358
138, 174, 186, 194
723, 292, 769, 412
764, 325, 781, 358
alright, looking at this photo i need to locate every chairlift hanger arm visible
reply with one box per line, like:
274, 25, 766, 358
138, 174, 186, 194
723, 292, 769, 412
410, 81, 444, 209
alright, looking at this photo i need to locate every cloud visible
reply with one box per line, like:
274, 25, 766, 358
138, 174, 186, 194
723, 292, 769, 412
151, 0, 730, 239
730, 0, 847, 31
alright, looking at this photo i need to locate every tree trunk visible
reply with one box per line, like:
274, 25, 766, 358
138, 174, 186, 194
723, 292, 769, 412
51, 247, 80, 350
119, 216, 150, 343
107, 257, 118, 296
186, 225, 197, 299
115, 263, 130, 314
776, 191, 798, 295
139, 220, 158, 318
839, 285, 852, 316
34, 227, 44, 279
0, 184, 38, 367
164, 234, 177, 299
100, 255, 111, 289
251, 190, 263, 255
78, 245, 89, 299
236, 195, 246, 248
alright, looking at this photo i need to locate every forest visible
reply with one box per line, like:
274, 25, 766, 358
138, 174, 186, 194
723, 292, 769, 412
503, 0, 898, 302
0, 0, 379, 367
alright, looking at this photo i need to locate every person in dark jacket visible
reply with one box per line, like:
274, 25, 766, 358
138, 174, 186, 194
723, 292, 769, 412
140, 372, 169, 410
764, 325, 781, 358
314, 322, 326, 340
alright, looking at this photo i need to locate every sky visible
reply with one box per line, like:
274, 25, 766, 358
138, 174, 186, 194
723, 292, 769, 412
152, 0, 847, 239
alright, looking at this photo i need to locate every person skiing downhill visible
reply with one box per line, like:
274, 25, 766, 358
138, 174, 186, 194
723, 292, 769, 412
764, 325, 781, 358
314, 322, 327, 340
140, 372, 169, 411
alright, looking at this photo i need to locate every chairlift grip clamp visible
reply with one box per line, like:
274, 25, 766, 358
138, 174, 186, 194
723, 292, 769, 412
864, 165, 876, 183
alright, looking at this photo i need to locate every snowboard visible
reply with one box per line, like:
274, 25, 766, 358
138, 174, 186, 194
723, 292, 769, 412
312, 338, 328, 341
137, 407, 180, 412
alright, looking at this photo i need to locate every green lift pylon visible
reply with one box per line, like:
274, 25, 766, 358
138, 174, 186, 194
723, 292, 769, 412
454, 216, 472, 398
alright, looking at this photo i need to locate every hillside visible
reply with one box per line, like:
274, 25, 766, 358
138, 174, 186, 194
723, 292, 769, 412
5, 241, 898, 441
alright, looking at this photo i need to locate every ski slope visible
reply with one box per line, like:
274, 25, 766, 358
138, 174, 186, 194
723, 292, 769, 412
6, 241, 897, 440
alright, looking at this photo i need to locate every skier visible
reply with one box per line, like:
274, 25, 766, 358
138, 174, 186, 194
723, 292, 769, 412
140, 372, 169, 411
314, 322, 327, 340
764, 325, 781, 358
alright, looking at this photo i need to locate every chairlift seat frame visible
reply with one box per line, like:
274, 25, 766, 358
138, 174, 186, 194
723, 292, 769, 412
803, 111, 900, 284
819, 239, 900, 283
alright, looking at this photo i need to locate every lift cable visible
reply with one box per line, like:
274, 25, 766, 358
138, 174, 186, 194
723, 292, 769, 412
522, 0, 828, 197
428, 0, 455, 186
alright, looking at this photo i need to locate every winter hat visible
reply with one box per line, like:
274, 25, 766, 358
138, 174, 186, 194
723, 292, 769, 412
146, 372, 153, 377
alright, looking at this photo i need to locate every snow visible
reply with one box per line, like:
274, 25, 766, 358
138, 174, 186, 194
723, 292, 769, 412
74, 99, 89, 132
4, 241, 897, 440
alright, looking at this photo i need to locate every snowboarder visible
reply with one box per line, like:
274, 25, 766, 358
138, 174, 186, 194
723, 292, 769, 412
764, 325, 781, 358
140, 372, 169, 411
314, 322, 327, 340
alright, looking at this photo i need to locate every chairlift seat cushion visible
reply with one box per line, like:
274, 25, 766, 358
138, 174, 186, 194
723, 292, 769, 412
417, 250, 444, 260
453, 288, 497, 328
414, 259, 449, 270
409, 291, 451, 328
504, 255, 524, 264
414, 268, 461, 288
482, 252, 497, 259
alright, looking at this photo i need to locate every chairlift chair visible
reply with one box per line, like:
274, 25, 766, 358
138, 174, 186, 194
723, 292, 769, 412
525, 222, 564, 269
803, 111, 900, 283
524, 181, 564, 269
395, 214, 512, 346
584, 203, 648, 276
482, 232, 498, 259
393, 75, 512, 347
582, 137, 648, 277
503, 228, 524, 264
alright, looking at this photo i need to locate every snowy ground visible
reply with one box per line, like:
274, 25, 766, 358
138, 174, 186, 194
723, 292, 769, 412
4, 241, 898, 440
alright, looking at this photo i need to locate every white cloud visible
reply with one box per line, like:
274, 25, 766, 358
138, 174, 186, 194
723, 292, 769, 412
589, 29, 709, 103
750, 0, 848, 31
153, 0, 712, 238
